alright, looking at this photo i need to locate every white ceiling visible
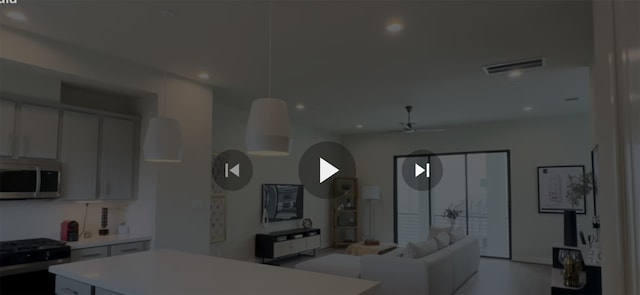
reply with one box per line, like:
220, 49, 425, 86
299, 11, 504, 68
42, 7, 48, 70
0, 0, 593, 135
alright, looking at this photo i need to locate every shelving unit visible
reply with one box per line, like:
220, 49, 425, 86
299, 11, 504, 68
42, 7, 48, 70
332, 177, 359, 247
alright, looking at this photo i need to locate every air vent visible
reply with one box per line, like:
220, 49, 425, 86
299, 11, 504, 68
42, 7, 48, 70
483, 57, 545, 75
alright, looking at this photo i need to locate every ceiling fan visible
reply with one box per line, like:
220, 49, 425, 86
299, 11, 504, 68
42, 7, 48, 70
400, 106, 445, 134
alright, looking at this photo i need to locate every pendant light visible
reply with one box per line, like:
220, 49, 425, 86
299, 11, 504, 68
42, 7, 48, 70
143, 74, 183, 162
245, 1, 292, 156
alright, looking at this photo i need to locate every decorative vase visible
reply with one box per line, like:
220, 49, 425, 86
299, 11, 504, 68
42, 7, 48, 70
562, 251, 584, 287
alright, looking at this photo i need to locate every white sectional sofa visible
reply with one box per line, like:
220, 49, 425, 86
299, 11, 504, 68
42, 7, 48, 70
295, 235, 480, 295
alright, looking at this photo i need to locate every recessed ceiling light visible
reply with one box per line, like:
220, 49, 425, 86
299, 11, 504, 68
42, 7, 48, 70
159, 10, 177, 18
508, 70, 523, 78
523, 106, 534, 112
295, 103, 305, 110
6, 11, 27, 21
386, 22, 403, 33
197, 72, 210, 80
355, 124, 364, 129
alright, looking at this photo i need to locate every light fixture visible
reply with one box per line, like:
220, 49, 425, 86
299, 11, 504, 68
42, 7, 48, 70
508, 70, 523, 78
523, 106, 534, 112
6, 11, 27, 21
361, 186, 381, 245
143, 74, 183, 162
386, 19, 403, 33
245, 2, 292, 156
197, 72, 210, 80
356, 124, 364, 129
295, 103, 305, 110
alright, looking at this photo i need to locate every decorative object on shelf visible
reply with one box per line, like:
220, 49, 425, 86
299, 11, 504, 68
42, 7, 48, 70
361, 186, 381, 245
245, 2, 291, 156
558, 249, 584, 287
302, 218, 313, 229
332, 178, 359, 247
342, 183, 351, 195
210, 195, 227, 243
563, 210, 578, 246
443, 203, 464, 227
143, 73, 182, 162
99, 207, 109, 236
537, 166, 587, 214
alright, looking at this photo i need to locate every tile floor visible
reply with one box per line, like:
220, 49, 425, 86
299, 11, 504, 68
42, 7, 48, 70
279, 248, 552, 295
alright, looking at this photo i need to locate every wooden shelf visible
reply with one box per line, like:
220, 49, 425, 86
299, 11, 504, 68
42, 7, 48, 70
332, 178, 359, 248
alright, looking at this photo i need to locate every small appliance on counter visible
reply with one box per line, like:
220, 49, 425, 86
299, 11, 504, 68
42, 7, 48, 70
60, 220, 79, 242
99, 207, 109, 236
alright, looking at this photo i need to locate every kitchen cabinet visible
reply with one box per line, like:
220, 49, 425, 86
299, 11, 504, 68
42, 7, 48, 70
99, 117, 135, 200
69, 239, 149, 262
60, 114, 137, 200
70, 246, 109, 262
60, 111, 100, 200
109, 242, 145, 256
0, 101, 59, 159
55, 276, 93, 295
0, 100, 15, 156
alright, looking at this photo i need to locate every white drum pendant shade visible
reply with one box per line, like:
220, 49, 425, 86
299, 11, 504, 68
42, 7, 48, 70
245, 98, 292, 156
143, 117, 183, 162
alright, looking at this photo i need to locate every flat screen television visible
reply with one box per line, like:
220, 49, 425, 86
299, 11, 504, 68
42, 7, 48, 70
262, 184, 303, 222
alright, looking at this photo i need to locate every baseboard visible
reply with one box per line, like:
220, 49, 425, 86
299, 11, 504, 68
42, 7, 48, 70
511, 256, 552, 265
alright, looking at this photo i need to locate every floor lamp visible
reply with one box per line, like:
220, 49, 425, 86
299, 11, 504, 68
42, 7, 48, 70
361, 186, 380, 245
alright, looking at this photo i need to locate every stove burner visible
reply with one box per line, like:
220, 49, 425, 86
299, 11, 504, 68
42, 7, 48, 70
0, 238, 66, 255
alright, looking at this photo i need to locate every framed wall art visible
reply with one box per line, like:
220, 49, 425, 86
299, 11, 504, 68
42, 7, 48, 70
538, 165, 586, 214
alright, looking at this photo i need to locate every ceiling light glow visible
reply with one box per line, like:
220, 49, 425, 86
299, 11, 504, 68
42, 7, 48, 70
508, 70, 523, 78
197, 72, 210, 79
523, 106, 533, 112
295, 103, 305, 110
6, 11, 27, 21
386, 23, 403, 33
356, 124, 364, 129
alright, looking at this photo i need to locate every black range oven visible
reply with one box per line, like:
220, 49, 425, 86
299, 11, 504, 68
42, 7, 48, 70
0, 238, 70, 295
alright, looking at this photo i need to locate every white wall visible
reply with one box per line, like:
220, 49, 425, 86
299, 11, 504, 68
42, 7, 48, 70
0, 26, 212, 255
342, 114, 592, 264
210, 103, 339, 261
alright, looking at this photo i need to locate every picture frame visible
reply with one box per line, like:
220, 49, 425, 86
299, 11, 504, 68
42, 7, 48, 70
210, 195, 227, 243
591, 146, 599, 216
537, 165, 586, 214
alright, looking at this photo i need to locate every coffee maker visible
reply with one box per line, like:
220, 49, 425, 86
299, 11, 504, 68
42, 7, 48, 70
60, 220, 79, 241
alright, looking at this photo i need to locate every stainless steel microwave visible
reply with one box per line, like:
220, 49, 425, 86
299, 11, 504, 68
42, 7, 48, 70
0, 158, 61, 200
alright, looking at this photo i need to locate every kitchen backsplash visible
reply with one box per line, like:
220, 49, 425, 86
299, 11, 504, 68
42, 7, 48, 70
0, 200, 130, 241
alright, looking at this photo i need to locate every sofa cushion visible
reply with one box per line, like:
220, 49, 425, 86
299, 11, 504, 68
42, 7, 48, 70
403, 239, 438, 259
427, 225, 452, 240
435, 231, 451, 249
448, 229, 466, 244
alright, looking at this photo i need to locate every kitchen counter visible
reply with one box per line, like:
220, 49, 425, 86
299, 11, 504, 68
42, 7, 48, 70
49, 249, 379, 295
65, 234, 151, 249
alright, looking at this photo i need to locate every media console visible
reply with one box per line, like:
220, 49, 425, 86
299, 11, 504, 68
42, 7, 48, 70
255, 228, 321, 264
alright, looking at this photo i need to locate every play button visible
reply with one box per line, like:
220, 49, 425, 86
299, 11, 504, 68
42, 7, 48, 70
319, 158, 340, 183
212, 150, 253, 191
299, 141, 356, 199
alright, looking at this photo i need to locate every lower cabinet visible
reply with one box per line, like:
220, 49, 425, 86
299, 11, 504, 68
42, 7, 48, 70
70, 241, 148, 262
255, 228, 321, 263
55, 276, 93, 295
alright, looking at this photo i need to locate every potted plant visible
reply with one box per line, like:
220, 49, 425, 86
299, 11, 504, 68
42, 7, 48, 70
443, 204, 463, 227
566, 172, 593, 208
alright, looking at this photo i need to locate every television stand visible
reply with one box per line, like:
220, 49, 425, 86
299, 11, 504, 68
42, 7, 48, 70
255, 228, 321, 264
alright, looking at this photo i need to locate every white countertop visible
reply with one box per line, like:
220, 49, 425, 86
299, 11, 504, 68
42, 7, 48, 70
49, 249, 378, 295
65, 234, 151, 249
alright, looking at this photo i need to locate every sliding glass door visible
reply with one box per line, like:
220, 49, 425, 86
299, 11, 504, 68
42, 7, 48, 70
394, 151, 511, 258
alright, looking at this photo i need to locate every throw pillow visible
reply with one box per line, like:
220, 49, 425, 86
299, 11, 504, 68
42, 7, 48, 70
448, 229, 466, 244
427, 225, 452, 240
434, 231, 451, 249
402, 239, 438, 259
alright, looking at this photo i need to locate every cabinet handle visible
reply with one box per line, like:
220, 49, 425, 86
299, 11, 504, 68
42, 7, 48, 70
119, 248, 139, 253
61, 287, 79, 295
81, 253, 103, 258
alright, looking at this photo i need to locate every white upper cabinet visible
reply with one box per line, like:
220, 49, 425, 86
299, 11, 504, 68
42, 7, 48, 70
18, 104, 59, 159
99, 117, 135, 200
60, 111, 100, 200
0, 100, 16, 156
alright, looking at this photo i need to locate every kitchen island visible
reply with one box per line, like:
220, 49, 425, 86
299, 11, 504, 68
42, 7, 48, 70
49, 249, 378, 295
